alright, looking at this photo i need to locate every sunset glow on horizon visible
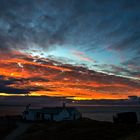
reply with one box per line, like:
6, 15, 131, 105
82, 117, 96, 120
0, 50, 139, 100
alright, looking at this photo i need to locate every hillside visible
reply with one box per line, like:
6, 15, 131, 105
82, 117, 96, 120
17, 119, 140, 140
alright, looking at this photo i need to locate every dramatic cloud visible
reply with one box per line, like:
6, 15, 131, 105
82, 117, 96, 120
0, 51, 139, 99
0, 0, 140, 99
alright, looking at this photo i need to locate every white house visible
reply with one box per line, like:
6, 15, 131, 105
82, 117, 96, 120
23, 104, 82, 121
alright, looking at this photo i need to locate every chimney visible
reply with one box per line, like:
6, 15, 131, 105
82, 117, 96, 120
26, 104, 31, 111
63, 102, 66, 108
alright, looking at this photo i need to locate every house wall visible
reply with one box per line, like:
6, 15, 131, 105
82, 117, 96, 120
54, 109, 70, 121
23, 108, 82, 121
69, 110, 82, 120
24, 111, 36, 121
44, 114, 51, 120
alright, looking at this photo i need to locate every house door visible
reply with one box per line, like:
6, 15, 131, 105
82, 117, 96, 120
42, 113, 44, 120
51, 114, 53, 121
36, 112, 42, 120
73, 114, 76, 120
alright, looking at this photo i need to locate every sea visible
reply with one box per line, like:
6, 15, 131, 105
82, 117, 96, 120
0, 105, 140, 122
77, 105, 140, 122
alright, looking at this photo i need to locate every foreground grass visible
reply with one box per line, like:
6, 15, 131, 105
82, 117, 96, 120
118, 130, 140, 140
17, 119, 140, 140
0, 121, 17, 140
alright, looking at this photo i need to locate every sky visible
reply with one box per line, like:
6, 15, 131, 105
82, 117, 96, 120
0, 0, 140, 100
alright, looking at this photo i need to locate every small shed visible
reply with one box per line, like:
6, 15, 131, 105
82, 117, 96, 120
113, 112, 138, 124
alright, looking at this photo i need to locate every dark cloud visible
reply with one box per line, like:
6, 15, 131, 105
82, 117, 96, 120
0, 76, 30, 94
0, 0, 139, 53
0, 75, 50, 94
108, 32, 140, 52
95, 64, 140, 79
122, 56, 140, 66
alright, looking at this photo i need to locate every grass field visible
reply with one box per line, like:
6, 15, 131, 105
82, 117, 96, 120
0, 121, 17, 140
17, 119, 140, 140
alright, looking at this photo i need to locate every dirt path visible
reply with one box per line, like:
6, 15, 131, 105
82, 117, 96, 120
3, 122, 32, 140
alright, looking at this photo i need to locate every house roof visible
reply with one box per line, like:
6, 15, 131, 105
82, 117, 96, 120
42, 107, 63, 114
27, 107, 79, 115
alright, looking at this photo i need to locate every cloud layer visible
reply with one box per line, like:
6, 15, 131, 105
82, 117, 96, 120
0, 51, 139, 99
0, 0, 140, 99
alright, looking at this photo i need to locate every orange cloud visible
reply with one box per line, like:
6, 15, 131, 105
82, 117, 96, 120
0, 51, 139, 100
